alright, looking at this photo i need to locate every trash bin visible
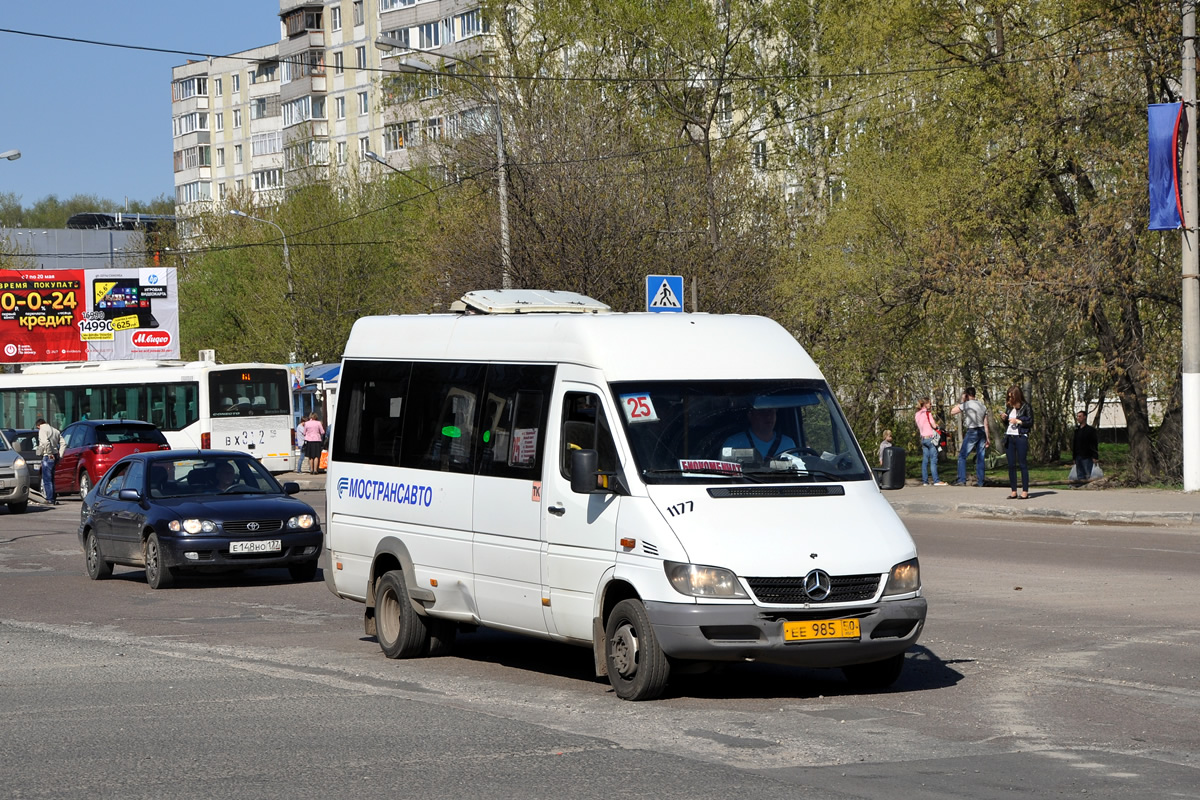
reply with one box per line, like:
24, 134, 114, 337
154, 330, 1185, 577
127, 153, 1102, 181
877, 445, 906, 490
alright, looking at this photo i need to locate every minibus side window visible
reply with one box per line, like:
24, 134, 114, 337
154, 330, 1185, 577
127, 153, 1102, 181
560, 392, 617, 479
401, 362, 486, 474
332, 359, 412, 466
476, 364, 554, 480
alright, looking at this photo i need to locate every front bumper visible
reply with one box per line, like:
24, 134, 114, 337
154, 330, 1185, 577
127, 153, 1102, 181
645, 596, 927, 667
158, 529, 323, 569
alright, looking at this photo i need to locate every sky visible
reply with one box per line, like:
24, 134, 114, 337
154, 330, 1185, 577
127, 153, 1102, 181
0, 2, 282, 208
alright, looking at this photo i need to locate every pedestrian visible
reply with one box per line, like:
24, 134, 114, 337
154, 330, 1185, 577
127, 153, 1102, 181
1071, 409, 1099, 486
950, 386, 989, 487
1002, 385, 1033, 499
35, 417, 63, 505
301, 412, 326, 475
914, 398, 947, 485
878, 429, 894, 467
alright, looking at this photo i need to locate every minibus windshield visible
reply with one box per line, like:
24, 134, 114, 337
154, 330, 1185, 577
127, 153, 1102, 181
610, 380, 873, 485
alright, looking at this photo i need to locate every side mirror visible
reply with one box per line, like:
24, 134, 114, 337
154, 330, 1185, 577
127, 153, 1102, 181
570, 449, 599, 494
283, 481, 300, 495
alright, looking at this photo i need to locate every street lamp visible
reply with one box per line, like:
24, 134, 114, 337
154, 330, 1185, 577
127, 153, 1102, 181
374, 37, 512, 289
0, 149, 20, 161
229, 209, 300, 361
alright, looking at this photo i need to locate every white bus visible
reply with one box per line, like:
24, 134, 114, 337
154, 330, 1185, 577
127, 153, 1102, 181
0, 360, 295, 473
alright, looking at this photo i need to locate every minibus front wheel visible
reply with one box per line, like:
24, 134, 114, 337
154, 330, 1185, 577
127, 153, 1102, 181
375, 570, 430, 658
605, 599, 670, 701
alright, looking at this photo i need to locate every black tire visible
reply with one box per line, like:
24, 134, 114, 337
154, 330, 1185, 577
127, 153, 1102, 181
79, 471, 92, 498
84, 530, 113, 580
288, 560, 319, 582
144, 532, 175, 589
7, 500, 28, 514
842, 652, 906, 690
604, 599, 670, 701
375, 570, 430, 658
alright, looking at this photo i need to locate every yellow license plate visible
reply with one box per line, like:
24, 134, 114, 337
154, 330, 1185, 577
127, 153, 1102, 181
783, 618, 860, 642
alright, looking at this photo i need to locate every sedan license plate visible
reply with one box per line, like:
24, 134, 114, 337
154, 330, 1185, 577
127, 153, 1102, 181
229, 539, 281, 554
783, 618, 860, 642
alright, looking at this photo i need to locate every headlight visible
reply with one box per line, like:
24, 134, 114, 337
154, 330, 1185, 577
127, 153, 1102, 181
883, 558, 920, 596
287, 514, 315, 530
168, 519, 217, 534
665, 561, 748, 598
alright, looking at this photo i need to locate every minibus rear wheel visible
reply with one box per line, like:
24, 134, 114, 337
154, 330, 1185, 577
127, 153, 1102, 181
376, 570, 430, 658
605, 599, 670, 701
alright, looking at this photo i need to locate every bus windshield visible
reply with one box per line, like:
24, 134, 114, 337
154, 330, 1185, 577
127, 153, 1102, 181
610, 379, 872, 485
209, 368, 290, 417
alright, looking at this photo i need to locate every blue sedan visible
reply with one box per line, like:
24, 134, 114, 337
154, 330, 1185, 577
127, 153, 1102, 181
78, 450, 322, 589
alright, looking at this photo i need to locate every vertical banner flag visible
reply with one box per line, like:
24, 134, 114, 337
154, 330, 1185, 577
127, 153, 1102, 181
1148, 103, 1184, 231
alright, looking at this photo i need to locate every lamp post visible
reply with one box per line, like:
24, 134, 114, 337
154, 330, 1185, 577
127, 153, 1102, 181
374, 37, 512, 289
229, 209, 299, 361
0, 149, 20, 161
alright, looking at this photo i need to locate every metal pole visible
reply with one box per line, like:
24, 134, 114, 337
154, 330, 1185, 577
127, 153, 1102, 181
1183, 4, 1199, 491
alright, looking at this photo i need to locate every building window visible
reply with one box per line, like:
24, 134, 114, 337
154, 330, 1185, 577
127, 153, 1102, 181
717, 93, 733, 124
217, 147, 225, 167
752, 140, 767, 169
353, 0, 363, 26
337, 140, 347, 164
235, 144, 243, 164
214, 112, 224, 132
233, 109, 242, 129
384, 122, 405, 152
358, 91, 368, 115
336, 96, 346, 120
214, 77, 223, 96
232, 74, 240, 92
334, 51, 344, 75
356, 46, 367, 71
331, 5, 341, 30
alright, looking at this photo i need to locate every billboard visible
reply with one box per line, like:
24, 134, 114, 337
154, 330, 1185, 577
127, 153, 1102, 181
0, 267, 180, 363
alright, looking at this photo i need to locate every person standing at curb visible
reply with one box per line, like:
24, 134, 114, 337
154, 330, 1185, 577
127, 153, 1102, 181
915, 398, 947, 486
951, 387, 989, 487
35, 417, 63, 505
1072, 410, 1099, 486
1002, 385, 1033, 499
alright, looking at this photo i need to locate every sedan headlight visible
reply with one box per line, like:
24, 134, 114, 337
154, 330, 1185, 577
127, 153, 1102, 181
169, 519, 217, 534
665, 561, 748, 598
883, 558, 921, 596
287, 514, 315, 530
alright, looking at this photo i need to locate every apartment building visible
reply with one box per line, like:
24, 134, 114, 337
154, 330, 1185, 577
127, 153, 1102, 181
171, 0, 490, 222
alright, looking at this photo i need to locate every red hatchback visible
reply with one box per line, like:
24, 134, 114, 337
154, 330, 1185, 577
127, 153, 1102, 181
56, 420, 170, 497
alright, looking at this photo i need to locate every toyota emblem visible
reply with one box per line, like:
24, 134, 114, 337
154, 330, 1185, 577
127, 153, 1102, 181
802, 569, 832, 601
246, 522, 260, 531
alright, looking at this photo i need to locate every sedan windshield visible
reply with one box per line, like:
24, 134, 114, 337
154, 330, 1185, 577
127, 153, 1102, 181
611, 380, 872, 485
149, 456, 283, 498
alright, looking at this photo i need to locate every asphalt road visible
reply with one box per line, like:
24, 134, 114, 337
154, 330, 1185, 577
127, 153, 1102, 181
1, 493, 1198, 799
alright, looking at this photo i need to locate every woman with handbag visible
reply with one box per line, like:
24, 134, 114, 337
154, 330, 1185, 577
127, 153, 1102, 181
914, 397, 947, 486
1002, 385, 1034, 499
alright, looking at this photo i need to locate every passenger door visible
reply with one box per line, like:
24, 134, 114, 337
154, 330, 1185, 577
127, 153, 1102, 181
540, 382, 622, 641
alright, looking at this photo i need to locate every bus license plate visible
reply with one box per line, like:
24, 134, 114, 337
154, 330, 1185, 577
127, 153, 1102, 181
783, 618, 860, 642
229, 540, 281, 554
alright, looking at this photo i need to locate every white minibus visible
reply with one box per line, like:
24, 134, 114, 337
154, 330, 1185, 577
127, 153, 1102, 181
324, 290, 925, 700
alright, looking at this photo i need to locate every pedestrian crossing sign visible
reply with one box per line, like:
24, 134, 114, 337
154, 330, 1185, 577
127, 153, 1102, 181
646, 275, 684, 313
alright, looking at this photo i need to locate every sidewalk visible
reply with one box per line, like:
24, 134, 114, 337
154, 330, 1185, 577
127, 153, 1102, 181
887, 481, 1200, 528
280, 469, 1198, 528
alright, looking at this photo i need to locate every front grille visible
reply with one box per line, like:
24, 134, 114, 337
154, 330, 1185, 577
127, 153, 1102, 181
223, 519, 284, 534
745, 574, 880, 604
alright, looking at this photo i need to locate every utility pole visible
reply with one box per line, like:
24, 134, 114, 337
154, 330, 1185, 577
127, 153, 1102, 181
1183, 3, 1199, 491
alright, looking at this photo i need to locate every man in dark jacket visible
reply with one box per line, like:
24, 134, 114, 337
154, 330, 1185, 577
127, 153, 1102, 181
1071, 410, 1099, 486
